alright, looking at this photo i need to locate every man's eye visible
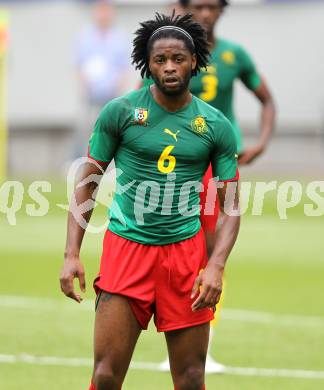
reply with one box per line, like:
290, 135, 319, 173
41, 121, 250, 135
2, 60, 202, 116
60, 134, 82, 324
176, 57, 183, 63
156, 58, 164, 63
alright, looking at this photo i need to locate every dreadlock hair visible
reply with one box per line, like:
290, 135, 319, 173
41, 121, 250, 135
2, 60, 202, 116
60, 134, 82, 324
132, 11, 210, 79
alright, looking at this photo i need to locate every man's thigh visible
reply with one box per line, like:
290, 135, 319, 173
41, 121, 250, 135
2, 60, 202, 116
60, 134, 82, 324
93, 291, 142, 381
165, 322, 210, 385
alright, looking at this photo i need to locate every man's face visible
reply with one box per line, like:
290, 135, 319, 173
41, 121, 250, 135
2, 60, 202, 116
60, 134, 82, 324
149, 38, 197, 96
189, 0, 223, 35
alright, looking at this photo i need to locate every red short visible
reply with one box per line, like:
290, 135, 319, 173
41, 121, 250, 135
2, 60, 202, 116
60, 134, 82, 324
94, 229, 214, 332
200, 165, 220, 233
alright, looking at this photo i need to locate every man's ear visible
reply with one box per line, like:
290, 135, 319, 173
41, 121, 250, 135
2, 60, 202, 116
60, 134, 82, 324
191, 53, 197, 71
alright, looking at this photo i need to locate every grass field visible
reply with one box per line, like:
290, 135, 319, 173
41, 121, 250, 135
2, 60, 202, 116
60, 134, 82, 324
1, 178, 324, 389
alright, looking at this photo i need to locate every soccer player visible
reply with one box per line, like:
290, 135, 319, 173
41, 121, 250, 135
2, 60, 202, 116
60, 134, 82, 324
60, 12, 240, 390
187, 0, 275, 161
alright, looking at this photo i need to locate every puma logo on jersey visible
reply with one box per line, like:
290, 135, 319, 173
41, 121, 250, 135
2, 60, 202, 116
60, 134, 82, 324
164, 128, 180, 142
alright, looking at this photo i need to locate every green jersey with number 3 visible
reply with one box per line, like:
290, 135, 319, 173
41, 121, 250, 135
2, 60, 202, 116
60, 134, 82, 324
89, 86, 238, 245
143, 39, 261, 152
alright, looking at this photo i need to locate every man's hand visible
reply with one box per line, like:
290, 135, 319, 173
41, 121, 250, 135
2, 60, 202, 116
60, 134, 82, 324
60, 162, 104, 302
60, 256, 86, 303
238, 143, 264, 165
190, 181, 240, 312
191, 263, 224, 312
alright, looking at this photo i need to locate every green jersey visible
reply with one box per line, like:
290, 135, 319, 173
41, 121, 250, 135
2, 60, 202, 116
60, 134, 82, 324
143, 39, 261, 152
89, 86, 237, 245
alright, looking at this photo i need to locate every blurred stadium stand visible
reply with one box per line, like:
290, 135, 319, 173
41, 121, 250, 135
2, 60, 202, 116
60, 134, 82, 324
2, 0, 324, 175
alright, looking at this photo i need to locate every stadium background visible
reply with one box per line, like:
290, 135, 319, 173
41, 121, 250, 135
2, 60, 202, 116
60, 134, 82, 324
0, 0, 324, 389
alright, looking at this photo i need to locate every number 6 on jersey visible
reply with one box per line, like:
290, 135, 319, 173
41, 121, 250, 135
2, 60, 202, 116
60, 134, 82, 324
158, 145, 176, 174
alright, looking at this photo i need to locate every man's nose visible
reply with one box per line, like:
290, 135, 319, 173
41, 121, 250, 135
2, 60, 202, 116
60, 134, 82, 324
164, 60, 176, 73
200, 7, 211, 20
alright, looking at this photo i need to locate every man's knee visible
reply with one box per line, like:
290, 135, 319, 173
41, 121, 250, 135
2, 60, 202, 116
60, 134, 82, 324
175, 365, 205, 390
93, 360, 122, 390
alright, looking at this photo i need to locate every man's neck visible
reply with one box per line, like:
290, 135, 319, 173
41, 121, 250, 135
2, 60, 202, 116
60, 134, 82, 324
151, 85, 192, 113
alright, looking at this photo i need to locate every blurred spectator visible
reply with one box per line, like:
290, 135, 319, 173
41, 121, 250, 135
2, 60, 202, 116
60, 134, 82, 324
74, 0, 130, 157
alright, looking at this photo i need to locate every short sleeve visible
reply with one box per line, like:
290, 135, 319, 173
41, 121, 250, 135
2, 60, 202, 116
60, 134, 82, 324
88, 101, 120, 166
211, 116, 239, 182
238, 46, 261, 91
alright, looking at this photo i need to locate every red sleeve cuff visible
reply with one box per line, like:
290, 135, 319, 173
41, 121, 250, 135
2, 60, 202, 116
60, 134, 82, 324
87, 148, 109, 169
220, 168, 240, 183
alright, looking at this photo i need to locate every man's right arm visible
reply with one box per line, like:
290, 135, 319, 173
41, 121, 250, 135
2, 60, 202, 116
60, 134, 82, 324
60, 101, 120, 302
60, 161, 106, 303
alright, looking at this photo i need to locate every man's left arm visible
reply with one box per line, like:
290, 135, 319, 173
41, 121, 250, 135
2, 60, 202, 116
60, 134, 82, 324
238, 47, 276, 165
192, 115, 240, 312
192, 182, 240, 312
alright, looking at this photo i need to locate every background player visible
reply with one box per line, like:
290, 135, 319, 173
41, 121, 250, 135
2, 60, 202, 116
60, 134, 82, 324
60, 12, 240, 390
187, 0, 275, 162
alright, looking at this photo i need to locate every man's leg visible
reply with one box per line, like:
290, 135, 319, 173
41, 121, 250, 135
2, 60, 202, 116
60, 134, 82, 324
165, 323, 209, 390
91, 291, 142, 390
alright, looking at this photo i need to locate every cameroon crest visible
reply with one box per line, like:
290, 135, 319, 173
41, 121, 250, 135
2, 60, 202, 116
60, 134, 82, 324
191, 116, 207, 134
222, 50, 235, 65
134, 108, 148, 126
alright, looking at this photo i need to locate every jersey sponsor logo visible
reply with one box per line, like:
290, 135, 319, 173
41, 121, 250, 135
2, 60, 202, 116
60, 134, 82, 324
134, 108, 148, 126
191, 116, 207, 134
164, 128, 180, 142
221, 51, 235, 65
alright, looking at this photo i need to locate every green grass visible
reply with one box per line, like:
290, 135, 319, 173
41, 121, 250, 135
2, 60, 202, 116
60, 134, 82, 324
0, 179, 324, 389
